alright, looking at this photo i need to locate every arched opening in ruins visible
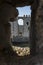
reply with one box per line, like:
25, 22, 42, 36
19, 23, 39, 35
1, 0, 43, 65
0, 0, 39, 56
18, 19, 24, 25
10, 6, 31, 56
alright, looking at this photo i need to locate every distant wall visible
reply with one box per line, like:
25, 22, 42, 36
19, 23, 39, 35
11, 15, 31, 38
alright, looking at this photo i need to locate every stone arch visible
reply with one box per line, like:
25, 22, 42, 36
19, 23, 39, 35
0, 0, 40, 57
1, 0, 43, 65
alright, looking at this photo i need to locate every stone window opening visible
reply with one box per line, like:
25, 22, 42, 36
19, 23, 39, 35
10, 6, 31, 56
0, 0, 42, 65
26, 22, 29, 25
18, 19, 24, 26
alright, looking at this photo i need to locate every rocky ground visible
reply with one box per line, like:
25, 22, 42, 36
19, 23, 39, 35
12, 46, 30, 56
12, 42, 30, 56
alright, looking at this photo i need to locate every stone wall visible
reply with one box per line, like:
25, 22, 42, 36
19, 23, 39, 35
36, 0, 43, 52
29, 0, 43, 64
30, 0, 39, 55
11, 16, 30, 38
0, 0, 43, 65
0, 3, 18, 50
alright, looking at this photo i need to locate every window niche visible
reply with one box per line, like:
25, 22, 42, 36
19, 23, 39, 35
18, 19, 24, 26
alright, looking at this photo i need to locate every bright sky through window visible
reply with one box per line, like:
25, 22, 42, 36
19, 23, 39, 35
18, 19, 23, 25
16, 6, 31, 25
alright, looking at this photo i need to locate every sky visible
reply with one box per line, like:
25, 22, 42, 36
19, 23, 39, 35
18, 19, 24, 25
16, 6, 31, 25
16, 6, 31, 16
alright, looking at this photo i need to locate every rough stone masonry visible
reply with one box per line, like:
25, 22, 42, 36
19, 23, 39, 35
0, 0, 43, 65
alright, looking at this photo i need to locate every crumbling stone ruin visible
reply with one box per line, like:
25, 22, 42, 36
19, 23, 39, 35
11, 15, 30, 38
0, 0, 43, 65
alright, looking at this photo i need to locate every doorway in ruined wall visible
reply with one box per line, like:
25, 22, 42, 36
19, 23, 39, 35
18, 19, 24, 36
10, 6, 31, 56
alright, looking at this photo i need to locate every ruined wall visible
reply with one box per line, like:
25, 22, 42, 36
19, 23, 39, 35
36, 0, 43, 52
0, 0, 43, 65
0, 3, 18, 49
30, 0, 39, 55
11, 16, 30, 38
0, 3, 19, 65
0, 23, 11, 50
29, 0, 43, 64
30, 0, 43, 55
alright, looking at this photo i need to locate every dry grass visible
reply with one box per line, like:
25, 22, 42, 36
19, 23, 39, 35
12, 45, 30, 56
